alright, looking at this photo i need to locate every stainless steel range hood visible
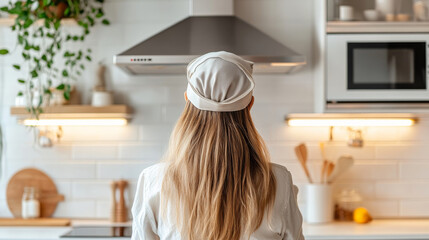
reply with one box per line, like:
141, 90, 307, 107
114, 16, 306, 74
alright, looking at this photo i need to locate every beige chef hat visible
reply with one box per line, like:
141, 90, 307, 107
186, 51, 255, 112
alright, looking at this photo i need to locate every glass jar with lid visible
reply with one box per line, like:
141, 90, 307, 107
21, 187, 40, 219
334, 189, 363, 221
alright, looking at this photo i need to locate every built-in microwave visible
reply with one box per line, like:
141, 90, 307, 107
327, 34, 429, 108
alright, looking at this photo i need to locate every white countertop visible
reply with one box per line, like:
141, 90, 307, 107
304, 219, 429, 240
1, 219, 429, 240
0, 220, 132, 240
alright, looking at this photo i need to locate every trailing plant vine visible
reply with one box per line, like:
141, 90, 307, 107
0, 0, 110, 118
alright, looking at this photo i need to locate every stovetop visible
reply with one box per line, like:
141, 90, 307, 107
61, 227, 132, 238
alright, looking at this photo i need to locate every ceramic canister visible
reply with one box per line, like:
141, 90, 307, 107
306, 184, 333, 223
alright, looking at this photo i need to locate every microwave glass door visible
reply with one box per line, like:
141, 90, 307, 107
348, 42, 426, 90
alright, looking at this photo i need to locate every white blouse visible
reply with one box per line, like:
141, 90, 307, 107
131, 163, 304, 240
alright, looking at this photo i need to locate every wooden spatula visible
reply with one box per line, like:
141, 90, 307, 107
327, 155, 354, 183
321, 160, 328, 183
327, 161, 335, 179
295, 143, 313, 183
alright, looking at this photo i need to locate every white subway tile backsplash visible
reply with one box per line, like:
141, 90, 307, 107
322, 145, 376, 161
97, 161, 158, 180
53, 200, 96, 218
139, 125, 173, 142
400, 200, 429, 217
72, 181, 111, 200
333, 183, 375, 200
268, 143, 297, 160
337, 162, 398, 181
72, 145, 118, 160
376, 182, 429, 199
5, 144, 72, 161
376, 144, 429, 160
400, 163, 429, 180
96, 201, 111, 219
56, 181, 72, 198
363, 200, 399, 218
35, 163, 96, 179
118, 144, 162, 160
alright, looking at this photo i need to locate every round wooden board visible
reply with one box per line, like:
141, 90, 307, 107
6, 168, 61, 218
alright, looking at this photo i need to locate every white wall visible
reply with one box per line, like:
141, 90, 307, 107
0, 0, 428, 219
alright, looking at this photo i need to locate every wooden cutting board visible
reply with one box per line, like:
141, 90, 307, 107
6, 168, 64, 218
0, 218, 70, 226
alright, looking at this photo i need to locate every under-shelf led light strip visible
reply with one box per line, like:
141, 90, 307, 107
287, 118, 416, 127
22, 118, 127, 126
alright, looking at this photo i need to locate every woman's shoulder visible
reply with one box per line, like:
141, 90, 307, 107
270, 163, 293, 183
137, 162, 167, 187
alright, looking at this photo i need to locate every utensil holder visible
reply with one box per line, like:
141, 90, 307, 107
306, 184, 333, 223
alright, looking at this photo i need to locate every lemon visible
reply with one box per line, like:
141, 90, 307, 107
353, 207, 372, 224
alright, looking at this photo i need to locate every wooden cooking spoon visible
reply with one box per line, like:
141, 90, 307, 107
294, 143, 313, 183
327, 155, 354, 183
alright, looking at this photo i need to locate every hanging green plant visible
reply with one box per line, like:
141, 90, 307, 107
0, 0, 110, 118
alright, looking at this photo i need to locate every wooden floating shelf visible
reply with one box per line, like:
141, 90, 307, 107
10, 105, 132, 119
0, 218, 71, 226
0, 17, 76, 27
327, 21, 429, 33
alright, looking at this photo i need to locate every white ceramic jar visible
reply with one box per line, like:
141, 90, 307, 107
306, 184, 333, 223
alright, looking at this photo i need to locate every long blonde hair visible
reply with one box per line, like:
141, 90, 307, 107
161, 101, 276, 240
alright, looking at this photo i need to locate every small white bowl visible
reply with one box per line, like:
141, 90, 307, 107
364, 9, 379, 21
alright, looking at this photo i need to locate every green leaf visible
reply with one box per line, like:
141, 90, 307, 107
56, 83, 65, 90
64, 7, 70, 16
80, 64, 85, 70
22, 53, 30, 60
13, 64, 21, 70
87, 16, 94, 25
18, 79, 25, 84
32, 45, 40, 51
17, 91, 23, 96
0, 49, 9, 55
30, 70, 38, 78
72, 36, 79, 41
18, 35, 24, 44
102, 19, 110, 25
54, 21, 60, 30
23, 18, 33, 28
43, 0, 50, 6
0, 7, 9, 12
95, 12, 104, 18
63, 91, 70, 100
24, 43, 31, 50
86, 56, 92, 61
62, 69, 69, 77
